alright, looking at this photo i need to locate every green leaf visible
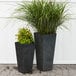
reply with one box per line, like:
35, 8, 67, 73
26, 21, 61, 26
14, 0, 68, 34
16, 28, 34, 44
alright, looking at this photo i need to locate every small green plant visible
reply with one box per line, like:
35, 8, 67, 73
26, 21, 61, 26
15, 0, 68, 34
16, 28, 34, 44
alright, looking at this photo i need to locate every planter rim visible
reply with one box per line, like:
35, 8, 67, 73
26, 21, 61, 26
34, 32, 56, 37
34, 32, 56, 35
15, 42, 34, 45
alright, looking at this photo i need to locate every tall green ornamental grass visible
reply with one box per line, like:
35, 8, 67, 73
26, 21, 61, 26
15, 0, 68, 34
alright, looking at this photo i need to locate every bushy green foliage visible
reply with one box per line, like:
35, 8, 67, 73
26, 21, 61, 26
16, 28, 33, 44
15, 0, 68, 34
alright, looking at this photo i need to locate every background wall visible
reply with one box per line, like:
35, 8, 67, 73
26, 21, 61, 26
0, 0, 75, 64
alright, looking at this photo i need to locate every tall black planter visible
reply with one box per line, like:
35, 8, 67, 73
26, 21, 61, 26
34, 33, 56, 71
15, 42, 34, 73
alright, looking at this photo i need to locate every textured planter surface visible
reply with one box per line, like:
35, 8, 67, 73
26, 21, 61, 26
34, 33, 56, 71
15, 42, 34, 73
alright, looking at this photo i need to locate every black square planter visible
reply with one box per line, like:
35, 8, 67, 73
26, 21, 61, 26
34, 33, 56, 71
15, 42, 34, 73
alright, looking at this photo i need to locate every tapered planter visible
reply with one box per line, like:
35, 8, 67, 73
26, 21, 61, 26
34, 33, 56, 71
15, 42, 34, 73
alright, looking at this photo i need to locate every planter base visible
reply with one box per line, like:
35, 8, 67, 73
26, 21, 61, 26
37, 65, 53, 71
18, 68, 32, 74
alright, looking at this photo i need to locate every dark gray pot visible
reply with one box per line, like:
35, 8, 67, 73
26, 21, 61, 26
15, 42, 34, 74
34, 33, 56, 71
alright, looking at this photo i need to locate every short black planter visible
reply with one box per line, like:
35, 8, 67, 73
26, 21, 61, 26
34, 33, 56, 71
15, 42, 34, 73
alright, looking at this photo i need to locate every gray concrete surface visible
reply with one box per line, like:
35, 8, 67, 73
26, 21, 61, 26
0, 65, 76, 76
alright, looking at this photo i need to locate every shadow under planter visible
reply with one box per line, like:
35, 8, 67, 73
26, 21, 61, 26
34, 33, 56, 71
15, 42, 34, 74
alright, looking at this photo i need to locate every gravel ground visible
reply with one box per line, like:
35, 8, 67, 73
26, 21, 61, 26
0, 64, 76, 76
